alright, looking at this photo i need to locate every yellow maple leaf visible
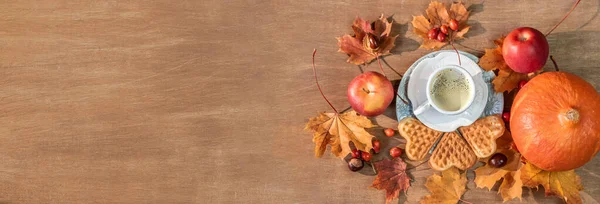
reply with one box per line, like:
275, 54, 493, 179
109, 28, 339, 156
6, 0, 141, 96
474, 145, 524, 202
421, 168, 468, 204
499, 169, 523, 202
304, 110, 375, 158
520, 162, 584, 204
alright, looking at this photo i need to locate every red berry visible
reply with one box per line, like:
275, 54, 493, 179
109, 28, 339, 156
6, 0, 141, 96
502, 112, 510, 123
519, 80, 528, 89
361, 151, 372, 162
390, 147, 403, 158
436, 32, 446, 42
372, 140, 381, 154
449, 19, 459, 31
351, 149, 362, 159
427, 28, 439, 40
440, 25, 449, 35
348, 158, 364, 172
384, 128, 395, 137
489, 153, 508, 168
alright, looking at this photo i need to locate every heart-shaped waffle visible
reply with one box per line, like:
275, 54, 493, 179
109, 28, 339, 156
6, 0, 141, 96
429, 132, 477, 171
458, 115, 505, 158
398, 115, 505, 171
398, 117, 443, 161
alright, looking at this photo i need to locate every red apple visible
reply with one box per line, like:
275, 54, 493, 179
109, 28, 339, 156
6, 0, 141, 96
347, 71, 394, 116
502, 27, 549, 73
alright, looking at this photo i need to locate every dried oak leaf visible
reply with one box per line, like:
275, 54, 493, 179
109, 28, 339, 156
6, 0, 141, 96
478, 37, 528, 93
474, 148, 524, 202
421, 167, 467, 204
520, 162, 584, 204
337, 14, 398, 65
371, 157, 411, 204
304, 110, 374, 158
412, 1, 471, 50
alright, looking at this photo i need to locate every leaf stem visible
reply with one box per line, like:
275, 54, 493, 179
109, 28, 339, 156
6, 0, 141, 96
376, 55, 386, 76
406, 159, 430, 172
312, 49, 339, 113
451, 42, 461, 66
545, 0, 581, 36
450, 31, 461, 66
370, 161, 378, 174
397, 93, 409, 105
458, 198, 473, 204
550, 55, 560, 72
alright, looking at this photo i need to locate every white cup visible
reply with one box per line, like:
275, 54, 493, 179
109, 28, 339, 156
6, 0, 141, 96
413, 64, 476, 115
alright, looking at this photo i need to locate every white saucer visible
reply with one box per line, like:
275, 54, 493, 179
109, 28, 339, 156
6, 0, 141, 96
407, 52, 488, 132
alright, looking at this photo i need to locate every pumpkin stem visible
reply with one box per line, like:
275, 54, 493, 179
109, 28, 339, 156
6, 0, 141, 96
560, 108, 580, 127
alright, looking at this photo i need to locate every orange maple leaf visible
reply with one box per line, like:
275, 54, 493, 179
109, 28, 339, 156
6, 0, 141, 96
337, 14, 398, 65
304, 111, 375, 158
411, 1, 471, 50
370, 158, 411, 204
478, 37, 528, 92
520, 162, 584, 204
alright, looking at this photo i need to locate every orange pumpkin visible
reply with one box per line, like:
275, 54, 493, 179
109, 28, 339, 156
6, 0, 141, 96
511, 72, 600, 171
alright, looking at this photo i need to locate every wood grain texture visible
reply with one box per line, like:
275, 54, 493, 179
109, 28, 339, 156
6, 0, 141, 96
0, 0, 599, 203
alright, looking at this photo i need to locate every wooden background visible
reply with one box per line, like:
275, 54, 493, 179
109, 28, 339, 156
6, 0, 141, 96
0, 0, 599, 203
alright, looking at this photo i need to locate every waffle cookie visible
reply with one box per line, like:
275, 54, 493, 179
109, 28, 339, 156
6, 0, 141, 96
398, 117, 443, 161
429, 132, 477, 171
458, 115, 505, 158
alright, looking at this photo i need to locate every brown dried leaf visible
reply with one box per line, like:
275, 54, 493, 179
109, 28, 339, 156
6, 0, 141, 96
304, 111, 375, 158
337, 15, 398, 65
521, 162, 584, 204
421, 168, 467, 204
371, 158, 411, 204
412, 1, 471, 50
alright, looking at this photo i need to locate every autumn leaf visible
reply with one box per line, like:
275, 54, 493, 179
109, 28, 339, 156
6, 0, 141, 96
474, 148, 523, 202
371, 157, 411, 204
478, 37, 528, 92
304, 110, 375, 158
337, 14, 398, 65
493, 69, 529, 93
412, 1, 471, 50
421, 168, 468, 204
520, 162, 584, 204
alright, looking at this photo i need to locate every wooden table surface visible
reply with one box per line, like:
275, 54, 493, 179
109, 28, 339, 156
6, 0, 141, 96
1, 0, 599, 203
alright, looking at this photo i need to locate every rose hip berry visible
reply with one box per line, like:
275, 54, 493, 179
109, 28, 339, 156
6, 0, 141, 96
384, 128, 395, 137
440, 25, 449, 35
437, 32, 446, 42
428, 28, 439, 40
519, 80, 528, 89
351, 149, 362, 159
449, 19, 459, 31
372, 140, 381, 154
502, 112, 510, 123
390, 147, 403, 158
361, 151, 372, 162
